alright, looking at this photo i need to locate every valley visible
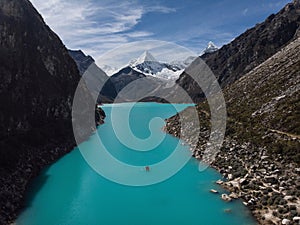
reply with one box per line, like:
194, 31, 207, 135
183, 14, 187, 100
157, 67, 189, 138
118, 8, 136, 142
0, 0, 299, 225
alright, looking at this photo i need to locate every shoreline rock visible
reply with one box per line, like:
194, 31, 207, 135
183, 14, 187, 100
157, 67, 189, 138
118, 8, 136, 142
221, 193, 232, 202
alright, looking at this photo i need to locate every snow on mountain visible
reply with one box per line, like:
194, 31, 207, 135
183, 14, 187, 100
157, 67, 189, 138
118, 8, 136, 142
128, 51, 196, 80
170, 56, 197, 70
101, 64, 119, 76
130, 50, 157, 66
203, 41, 218, 54
129, 51, 167, 76
155, 68, 184, 81
101, 50, 196, 81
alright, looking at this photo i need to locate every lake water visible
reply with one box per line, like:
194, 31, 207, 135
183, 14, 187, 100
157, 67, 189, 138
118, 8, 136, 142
17, 103, 257, 225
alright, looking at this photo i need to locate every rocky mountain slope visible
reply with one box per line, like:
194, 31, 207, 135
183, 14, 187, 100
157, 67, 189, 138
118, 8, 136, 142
176, 0, 300, 102
68, 49, 117, 102
0, 0, 104, 223
165, 36, 300, 225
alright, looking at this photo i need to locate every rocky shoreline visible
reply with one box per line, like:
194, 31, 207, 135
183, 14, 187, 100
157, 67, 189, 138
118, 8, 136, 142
212, 139, 300, 225
164, 37, 300, 225
0, 108, 105, 225
0, 140, 76, 224
165, 115, 300, 225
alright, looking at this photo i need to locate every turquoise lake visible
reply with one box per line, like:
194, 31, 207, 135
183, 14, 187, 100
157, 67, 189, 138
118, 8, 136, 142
17, 103, 257, 225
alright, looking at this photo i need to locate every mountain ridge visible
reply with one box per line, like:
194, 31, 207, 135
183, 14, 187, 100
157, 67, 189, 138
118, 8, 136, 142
175, 0, 300, 102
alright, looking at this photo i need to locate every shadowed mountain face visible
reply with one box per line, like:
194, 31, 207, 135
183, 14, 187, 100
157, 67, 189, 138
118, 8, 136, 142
109, 66, 146, 93
68, 49, 117, 102
68, 50, 94, 75
0, 0, 99, 223
176, 0, 300, 102
0, 0, 80, 165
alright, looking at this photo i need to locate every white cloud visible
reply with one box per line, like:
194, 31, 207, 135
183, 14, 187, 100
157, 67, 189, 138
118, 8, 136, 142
242, 8, 248, 16
145, 5, 176, 13
125, 31, 153, 38
30, 0, 175, 58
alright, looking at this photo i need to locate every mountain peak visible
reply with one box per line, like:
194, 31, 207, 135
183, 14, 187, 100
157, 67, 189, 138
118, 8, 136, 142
203, 41, 218, 54
135, 51, 157, 64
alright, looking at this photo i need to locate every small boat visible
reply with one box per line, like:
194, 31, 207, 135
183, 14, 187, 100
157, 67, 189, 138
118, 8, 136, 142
210, 189, 218, 193
145, 166, 150, 172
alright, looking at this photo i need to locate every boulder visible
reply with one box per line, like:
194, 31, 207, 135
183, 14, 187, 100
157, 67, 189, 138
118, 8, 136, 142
229, 192, 239, 199
282, 219, 291, 225
221, 194, 232, 202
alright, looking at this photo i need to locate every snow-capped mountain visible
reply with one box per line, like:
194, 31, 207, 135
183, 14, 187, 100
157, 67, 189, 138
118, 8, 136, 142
130, 50, 157, 66
203, 41, 218, 54
126, 51, 195, 80
97, 51, 196, 101
101, 50, 196, 81
129, 51, 182, 79
129, 51, 168, 76
100, 51, 196, 101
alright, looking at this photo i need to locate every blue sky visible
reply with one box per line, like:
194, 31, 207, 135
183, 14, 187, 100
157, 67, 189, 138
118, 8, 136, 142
31, 0, 291, 62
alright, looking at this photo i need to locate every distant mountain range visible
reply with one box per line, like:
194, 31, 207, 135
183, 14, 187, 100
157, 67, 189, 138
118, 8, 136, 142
103, 50, 195, 80
107, 51, 194, 100
68, 49, 178, 102
70, 49, 196, 102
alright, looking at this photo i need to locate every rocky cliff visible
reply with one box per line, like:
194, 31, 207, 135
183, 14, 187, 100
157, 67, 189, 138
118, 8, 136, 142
0, 0, 103, 223
176, 0, 300, 102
